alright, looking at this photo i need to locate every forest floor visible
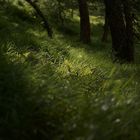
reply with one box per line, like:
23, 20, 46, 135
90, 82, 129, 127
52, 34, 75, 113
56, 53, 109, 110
0, 3, 140, 140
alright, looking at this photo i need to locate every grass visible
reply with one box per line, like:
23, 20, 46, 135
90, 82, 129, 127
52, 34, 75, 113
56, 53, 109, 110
0, 2, 140, 140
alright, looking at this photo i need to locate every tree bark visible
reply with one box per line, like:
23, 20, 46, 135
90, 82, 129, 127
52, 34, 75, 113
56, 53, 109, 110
102, 8, 109, 42
25, 0, 53, 38
104, 0, 134, 62
123, 0, 134, 61
78, 0, 91, 44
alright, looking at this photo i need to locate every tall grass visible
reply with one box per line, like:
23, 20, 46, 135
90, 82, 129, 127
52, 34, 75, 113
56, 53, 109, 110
0, 2, 140, 140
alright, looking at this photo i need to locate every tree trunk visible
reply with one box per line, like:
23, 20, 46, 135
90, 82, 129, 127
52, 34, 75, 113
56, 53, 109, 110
123, 0, 134, 61
104, 0, 134, 62
25, 0, 52, 38
102, 8, 109, 42
71, 8, 74, 18
78, 0, 91, 44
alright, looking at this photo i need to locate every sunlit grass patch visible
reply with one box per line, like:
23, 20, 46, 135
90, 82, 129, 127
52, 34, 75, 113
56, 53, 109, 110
90, 15, 104, 25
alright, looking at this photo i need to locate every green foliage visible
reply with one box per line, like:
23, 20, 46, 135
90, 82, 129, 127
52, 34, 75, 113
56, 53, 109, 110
0, 1, 140, 140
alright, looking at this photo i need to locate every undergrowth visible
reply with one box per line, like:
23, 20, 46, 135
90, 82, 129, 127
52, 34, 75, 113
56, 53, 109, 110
0, 2, 140, 140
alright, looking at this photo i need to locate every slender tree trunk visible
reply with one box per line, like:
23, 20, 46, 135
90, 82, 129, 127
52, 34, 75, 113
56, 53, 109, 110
78, 0, 91, 44
25, 0, 52, 38
102, 8, 109, 42
71, 8, 74, 18
104, 0, 134, 62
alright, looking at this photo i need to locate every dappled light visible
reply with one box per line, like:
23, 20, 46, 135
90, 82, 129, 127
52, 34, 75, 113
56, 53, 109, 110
0, 0, 140, 140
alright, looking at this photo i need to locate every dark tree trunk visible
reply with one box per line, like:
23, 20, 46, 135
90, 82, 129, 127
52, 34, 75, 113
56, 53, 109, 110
102, 8, 109, 42
123, 0, 134, 61
104, 0, 134, 62
25, 0, 52, 38
78, 0, 91, 44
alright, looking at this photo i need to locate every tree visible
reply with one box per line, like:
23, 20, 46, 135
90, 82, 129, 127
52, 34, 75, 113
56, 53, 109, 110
78, 0, 91, 44
104, 0, 134, 62
123, 0, 134, 61
101, 4, 109, 42
25, 0, 53, 38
